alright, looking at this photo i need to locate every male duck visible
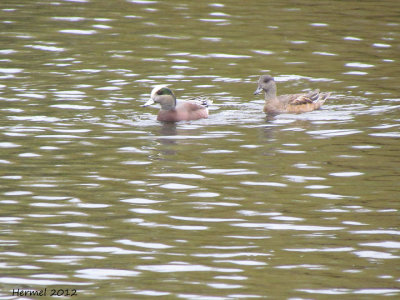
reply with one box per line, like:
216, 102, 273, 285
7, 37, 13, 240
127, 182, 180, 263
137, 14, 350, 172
142, 85, 212, 122
254, 75, 330, 115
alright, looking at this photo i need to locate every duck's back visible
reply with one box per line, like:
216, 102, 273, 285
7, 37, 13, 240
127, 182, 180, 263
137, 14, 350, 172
264, 90, 329, 114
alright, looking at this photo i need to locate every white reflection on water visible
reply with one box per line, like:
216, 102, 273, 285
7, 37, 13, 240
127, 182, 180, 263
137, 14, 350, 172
73, 246, 147, 255
372, 43, 391, 48
298, 288, 352, 295
136, 262, 242, 273
214, 259, 266, 266
77, 203, 110, 208
305, 185, 330, 189
51, 104, 95, 110
299, 288, 400, 296
0, 217, 22, 224
49, 222, 105, 229
117, 239, 173, 249
16, 92, 46, 99
307, 129, 362, 137
360, 241, 400, 249
0, 142, 21, 148
4, 191, 32, 196
121, 160, 152, 165
305, 193, 357, 200
59, 29, 97, 35
75, 268, 140, 280
345, 62, 374, 68
285, 247, 354, 252
118, 146, 150, 153
329, 172, 364, 177
0, 68, 23, 74
134, 290, 170, 296
207, 282, 243, 289
160, 183, 198, 189
188, 192, 220, 198
170, 216, 243, 222
234, 223, 344, 231
127, 0, 158, 4
350, 230, 400, 236
201, 169, 258, 175
214, 275, 247, 281
25, 44, 65, 52
369, 132, 400, 138
44, 229, 100, 238
8, 116, 61, 122
130, 208, 166, 214
18, 152, 41, 157
193, 253, 269, 259
241, 181, 287, 187
51, 17, 86, 22
0, 277, 89, 285
276, 264, 326, 270
125, 218, 208, 231
121, 198, 162, 204
283, 175, 325, 183
353, 250, 399, 259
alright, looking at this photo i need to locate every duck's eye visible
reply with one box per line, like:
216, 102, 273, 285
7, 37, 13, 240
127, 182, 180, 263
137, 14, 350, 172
156, 87, 171, 95
264, 77, 272, 83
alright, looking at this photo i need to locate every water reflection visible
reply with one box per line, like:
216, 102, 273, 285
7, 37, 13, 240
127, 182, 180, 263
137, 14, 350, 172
158, 122, 178, 144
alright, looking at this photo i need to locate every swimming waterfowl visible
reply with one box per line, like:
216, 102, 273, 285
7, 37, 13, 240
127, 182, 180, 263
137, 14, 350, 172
142, 85, 212, 122
254, 75, 330, 115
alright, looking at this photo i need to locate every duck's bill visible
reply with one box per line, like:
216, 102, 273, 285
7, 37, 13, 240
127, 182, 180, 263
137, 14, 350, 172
253, 87, 263, 95
141, 98, 155, 107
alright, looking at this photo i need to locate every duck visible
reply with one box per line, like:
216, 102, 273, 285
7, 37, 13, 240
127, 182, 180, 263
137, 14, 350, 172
254, 75, 330, 115
142, 85, 212, 122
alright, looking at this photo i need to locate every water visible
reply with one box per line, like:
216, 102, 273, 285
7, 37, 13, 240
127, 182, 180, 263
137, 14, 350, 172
0, 0, 399, 299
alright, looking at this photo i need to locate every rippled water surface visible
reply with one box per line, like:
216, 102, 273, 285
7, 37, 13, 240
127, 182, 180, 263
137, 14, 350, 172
1, 0, 399, 299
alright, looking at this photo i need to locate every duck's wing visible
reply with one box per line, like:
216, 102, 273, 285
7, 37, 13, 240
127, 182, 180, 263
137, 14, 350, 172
284, 90, 331, 113
277, 93, 309, 106
186, 96, 213, 108
288, 89, 321, 105
175, 98, 211, 113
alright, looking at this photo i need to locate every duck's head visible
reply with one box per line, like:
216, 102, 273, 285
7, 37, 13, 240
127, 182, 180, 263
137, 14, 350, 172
254, 75, 276, 95
142, 85, 177, 110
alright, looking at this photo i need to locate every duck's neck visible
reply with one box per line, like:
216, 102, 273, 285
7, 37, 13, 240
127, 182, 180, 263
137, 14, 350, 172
159, 95, 177, 111
263, 85, 277, 102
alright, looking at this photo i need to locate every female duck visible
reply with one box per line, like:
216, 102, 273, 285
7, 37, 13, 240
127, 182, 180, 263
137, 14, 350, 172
254, 75, 330, 115
142, 85, 212, 122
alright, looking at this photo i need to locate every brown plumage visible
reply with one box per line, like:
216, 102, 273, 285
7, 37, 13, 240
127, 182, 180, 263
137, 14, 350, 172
254, 75, 331, 115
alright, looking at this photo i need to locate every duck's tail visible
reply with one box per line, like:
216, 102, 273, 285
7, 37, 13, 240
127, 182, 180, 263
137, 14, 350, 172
307, 89, 320, 102
317, 92, 331, 104
308, 90, 330, 103
191, 96, 213, 108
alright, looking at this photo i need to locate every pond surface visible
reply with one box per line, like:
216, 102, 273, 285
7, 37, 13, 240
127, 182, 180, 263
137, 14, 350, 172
0, 0, 399, 299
